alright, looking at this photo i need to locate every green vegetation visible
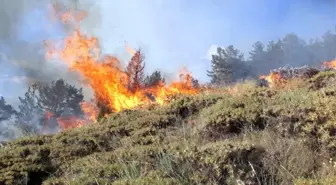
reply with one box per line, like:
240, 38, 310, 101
1, 71, 336, 185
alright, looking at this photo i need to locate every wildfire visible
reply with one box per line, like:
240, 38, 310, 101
41, 110, 88, 133
322, 59, 336, 69
41, 111, 54, 133
43, 4, 199, 130
56, 116, 85, 130
259, 72, 282, 87
80, 101, 99, 122
125, 43, 137, 56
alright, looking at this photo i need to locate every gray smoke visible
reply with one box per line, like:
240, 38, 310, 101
0, 0, 101, 107
0, 0, 101, 141
0, 0, 41, 40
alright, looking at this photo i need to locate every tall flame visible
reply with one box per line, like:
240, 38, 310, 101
259, 72, 282, 87
80, 101, 99, 122
44, 4, 199, 130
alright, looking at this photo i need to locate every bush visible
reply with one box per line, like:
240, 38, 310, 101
1, 70, 336, 184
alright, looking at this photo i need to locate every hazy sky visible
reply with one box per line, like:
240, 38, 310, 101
93, 0, 336, 82
15, 0, 336, 82
0, 0, 335, 106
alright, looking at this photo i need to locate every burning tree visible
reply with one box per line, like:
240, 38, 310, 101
45, 5, 200, 119
126, 48, 145, 92
16, 79, 84, 133
37, 79, 84, 118
37, 79, 84, 132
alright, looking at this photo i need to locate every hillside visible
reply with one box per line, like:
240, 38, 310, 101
1, 71, 336, 185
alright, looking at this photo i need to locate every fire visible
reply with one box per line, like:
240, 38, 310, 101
148, 67, 198, 105
322, 59, 336, 69
80, 101, 99, 122
48, 3, 87, 24
125, 43, 136, 56
41, 110, 88, 133
41, 111, 54, 134
56, 116, 85, 130
259, 72, 282, 87
44, 4, 199, 129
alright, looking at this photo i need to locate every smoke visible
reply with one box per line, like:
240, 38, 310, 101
0, 121, 24, 142
74, 0, 335, 83
0, 0, 102, 107
0, 0, 335, 141
1, 0, 334, 101
0, 0, 101, 141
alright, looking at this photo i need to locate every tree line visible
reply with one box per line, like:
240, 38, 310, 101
1, 27, 336, 139
207, 27, 336, 85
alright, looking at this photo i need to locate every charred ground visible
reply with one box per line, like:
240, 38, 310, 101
1, 70, 336, 185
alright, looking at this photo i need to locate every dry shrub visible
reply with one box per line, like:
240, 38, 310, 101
252, 130, 317, 185
309, 157, 336, 184
227, 79, 257, 96
309, 70, 336, 90
294, 157, 336, 185
281, 78, 307, 91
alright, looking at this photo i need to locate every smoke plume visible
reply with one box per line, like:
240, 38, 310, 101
0, 0, 101, 106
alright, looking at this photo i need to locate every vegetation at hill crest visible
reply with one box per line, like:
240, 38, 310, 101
1, 70, 336, 185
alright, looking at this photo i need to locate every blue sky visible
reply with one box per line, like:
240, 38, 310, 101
10, 0, 336, 84
0, 0, 335, 106
92, 0, 336, 82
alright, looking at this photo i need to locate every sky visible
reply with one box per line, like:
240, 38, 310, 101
0, 0, 336, 105
92, 0, 336, 82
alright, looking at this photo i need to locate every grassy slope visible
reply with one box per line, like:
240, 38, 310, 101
1, 71, 336, 185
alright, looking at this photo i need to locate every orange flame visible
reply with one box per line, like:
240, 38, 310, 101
41, 111, 54, 134
259, 72, 281, 87
47, 3, 87, 24
41, 110, 88, 132
322, 59, 336, 69
44, 4, 199, 128
80, 101, 99, 122
144, 67, 199, 105
125, 43, 136, 56
56, 116, 85, 130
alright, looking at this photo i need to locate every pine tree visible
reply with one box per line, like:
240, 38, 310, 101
126, 48, 145, 92
16, 85, 44, 133
281, 33, 309, 67
322, 30, 336, 61
16, 79, 84, 133
249, 41, 265, 62
37, 79, 84, 118
207, 47, 229, 84
0, 96, 18, 140
249, 41, 266, 75
0, 96, 17, 122
207, 45, 247, 85
265, 40, 285, 70
144, 70, 165, 87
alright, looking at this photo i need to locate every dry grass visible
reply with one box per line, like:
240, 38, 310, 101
1, 71, 336, 184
